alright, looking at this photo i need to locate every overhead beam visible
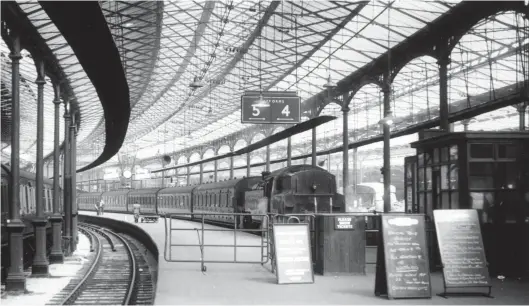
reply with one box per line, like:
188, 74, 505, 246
134, 1, 281, 142
129, 1, 215, 123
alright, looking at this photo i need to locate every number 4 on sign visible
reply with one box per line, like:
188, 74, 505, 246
282, 105, 290, 117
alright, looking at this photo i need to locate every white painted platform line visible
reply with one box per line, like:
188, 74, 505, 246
1, 233, 91, 305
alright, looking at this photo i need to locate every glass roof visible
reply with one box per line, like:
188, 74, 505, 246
2, 1, 526, 171
109, 0, 465, 161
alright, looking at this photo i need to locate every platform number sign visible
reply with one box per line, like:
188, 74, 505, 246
241, 94, 301, 124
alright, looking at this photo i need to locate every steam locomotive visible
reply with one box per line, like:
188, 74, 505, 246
78, 164, 345, 228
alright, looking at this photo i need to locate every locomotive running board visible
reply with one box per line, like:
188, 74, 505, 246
151, 115, 337, 173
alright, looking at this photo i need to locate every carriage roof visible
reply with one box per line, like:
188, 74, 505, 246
193, 176, 261, 192
267, 164, 331, 179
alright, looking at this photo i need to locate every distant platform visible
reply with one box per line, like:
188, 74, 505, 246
80, 211, 529, 305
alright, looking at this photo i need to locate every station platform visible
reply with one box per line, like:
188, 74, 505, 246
1, 233, 91, 305
80, 211, 529, 305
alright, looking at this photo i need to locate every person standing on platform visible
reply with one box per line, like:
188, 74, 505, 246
94, 201, 100, 216
99, 199, 105, 216
133, 203, 141, 223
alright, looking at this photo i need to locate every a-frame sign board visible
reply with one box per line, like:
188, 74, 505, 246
374, 214, 432, 299
433, 209, 493, 298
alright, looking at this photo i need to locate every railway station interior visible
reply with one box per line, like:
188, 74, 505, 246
1, 0, 529, 304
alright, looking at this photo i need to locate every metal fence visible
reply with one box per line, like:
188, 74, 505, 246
161, 212, 424, 273
163, 212, 270, 272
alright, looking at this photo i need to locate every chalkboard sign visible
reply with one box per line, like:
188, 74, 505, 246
375, 215, 431, 299
273, 223, 314, 284
433, 209, 492, 296
334, 216, 355, 230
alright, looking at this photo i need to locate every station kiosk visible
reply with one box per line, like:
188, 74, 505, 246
404, 130, 529, 278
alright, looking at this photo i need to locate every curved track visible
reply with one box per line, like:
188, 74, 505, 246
49, 223, 138, 305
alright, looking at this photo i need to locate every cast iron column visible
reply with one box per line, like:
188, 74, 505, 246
246, 153, 250, 177
31, 58, 50, 276
352, 148, 358, 191
63, 100, 72, 256
5, 35, 27, 292
382, 82, 392, 213
186, 166, 190, 185
287, 136, 292, 166
265, 145, 270, 172
70, 114, 78, 253
229, 154, 234, 179
311, 126, 317, 166
342, 103, 350, 206
462, 119, 471, 131
518, 103, 527, 131
199, 163, 203, 184
438, 56, 450, 132
214, 160, 218, 182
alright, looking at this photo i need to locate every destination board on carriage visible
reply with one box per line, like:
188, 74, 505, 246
241, 91, 301, 124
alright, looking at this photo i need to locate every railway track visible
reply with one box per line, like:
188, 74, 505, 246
47, 223, 154, 305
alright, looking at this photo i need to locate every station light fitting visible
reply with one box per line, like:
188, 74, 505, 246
254, 94, 268, 107
189, 76, 204, 89
379, 112, 394, 126
323, 74, 336, 89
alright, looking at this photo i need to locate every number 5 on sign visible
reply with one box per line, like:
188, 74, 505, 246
252, 105, 260, 116
281, 105, 290, 117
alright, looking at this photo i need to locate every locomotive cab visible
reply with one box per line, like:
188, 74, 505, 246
265, 165, 345, 217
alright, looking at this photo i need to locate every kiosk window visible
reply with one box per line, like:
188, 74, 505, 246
470, 144, 494, 159
498, 144, 516, 159
469, 162, 494, 189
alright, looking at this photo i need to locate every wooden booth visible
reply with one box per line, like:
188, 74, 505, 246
404, 130, 529, 278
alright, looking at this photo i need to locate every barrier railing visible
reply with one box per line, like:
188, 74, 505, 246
161, 212, 420, 274
163, 212, 270, 272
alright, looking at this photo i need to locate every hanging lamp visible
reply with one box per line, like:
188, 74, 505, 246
189, 76, 204, 89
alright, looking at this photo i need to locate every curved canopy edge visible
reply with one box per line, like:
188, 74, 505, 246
39, 1, 130, 172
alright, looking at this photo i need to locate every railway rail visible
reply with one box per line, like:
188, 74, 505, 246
48, 223, 154, 305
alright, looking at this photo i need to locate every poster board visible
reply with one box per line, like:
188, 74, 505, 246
375, 215, 432, 299
273, 223, 314, 284
433, 209, 492, 297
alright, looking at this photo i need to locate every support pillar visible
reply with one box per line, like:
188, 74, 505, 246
186, 166, 190, 185
287, 137, 292, 167
382, 81, 392, 214
265, 145, 270, 172
438, 55, 451, 132
214, 160, 218, 182
462, 119, 472, 131
6, 34, 27, 292
342, 103, 350, 206
229, 154, 234, 179
246, 153, 251, 177
312, 126, 317, 166
31, 58, 49, 276
352, 148, 358, 192
517, 103, 527, 131
199, 163, 203, 184
70, 114, 78, 253
63, 100, 72, 256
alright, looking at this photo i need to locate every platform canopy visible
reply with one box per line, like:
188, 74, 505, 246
1, 1, 527, 170
105, 0, 461, 161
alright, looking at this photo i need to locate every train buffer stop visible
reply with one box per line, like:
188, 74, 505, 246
80, 211, 529, 305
